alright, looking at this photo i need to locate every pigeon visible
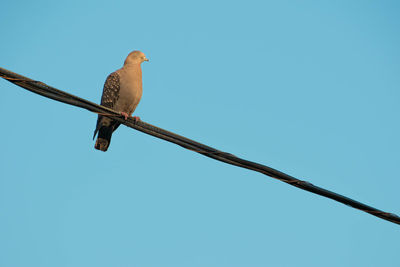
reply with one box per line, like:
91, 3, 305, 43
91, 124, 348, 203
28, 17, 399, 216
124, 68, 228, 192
93, 50, 149, 151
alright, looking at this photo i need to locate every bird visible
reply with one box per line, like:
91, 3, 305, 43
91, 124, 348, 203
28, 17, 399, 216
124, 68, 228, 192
93, 50, 149, 151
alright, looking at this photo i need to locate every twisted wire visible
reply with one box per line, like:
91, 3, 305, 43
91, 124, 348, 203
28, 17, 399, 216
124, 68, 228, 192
1, 67, 399, 226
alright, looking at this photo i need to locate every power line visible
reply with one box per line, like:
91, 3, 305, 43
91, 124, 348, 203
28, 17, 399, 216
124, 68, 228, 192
1, 66, 399, 226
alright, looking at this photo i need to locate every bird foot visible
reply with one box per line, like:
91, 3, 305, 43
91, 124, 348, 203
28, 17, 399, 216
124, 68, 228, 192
133, 116, 141, 122
120, 112, 129, 120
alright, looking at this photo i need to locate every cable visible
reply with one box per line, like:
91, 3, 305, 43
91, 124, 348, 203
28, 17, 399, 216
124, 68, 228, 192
1, 66, 399, 226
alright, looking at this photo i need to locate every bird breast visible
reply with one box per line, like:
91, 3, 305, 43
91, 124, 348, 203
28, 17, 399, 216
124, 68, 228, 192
115, 68, 143, 115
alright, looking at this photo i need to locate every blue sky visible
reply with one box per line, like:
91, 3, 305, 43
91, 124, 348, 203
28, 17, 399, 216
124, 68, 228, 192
1, 1, 399, 266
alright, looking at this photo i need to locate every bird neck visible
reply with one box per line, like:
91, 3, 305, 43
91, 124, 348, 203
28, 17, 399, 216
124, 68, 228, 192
123, 63, 142, 74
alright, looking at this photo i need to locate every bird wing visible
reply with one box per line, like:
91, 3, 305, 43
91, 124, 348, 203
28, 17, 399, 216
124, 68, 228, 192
100, 72, 120, 109
93, 72, 120, 139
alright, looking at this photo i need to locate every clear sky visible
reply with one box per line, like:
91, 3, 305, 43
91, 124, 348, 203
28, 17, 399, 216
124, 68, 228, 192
1, 1, 399, 266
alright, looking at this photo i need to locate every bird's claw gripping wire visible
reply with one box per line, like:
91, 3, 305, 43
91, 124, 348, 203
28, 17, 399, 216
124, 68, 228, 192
120, 112, 140, 122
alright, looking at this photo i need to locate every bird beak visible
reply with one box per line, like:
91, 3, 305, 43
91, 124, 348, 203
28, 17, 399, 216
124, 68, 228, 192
144, 57, 149, 62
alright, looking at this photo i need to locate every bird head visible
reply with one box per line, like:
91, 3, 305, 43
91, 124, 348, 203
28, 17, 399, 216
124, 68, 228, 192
124, 50, 149, 65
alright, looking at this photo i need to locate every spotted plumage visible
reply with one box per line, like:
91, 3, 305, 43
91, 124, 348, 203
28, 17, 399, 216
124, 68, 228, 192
93, 72, 120, 140
100, 72, 120, 109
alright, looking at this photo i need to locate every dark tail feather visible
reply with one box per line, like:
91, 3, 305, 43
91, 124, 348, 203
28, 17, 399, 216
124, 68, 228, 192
94, 126, 113, 152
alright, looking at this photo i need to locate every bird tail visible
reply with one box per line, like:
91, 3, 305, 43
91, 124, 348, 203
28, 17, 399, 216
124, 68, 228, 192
94, 126, 113, 152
